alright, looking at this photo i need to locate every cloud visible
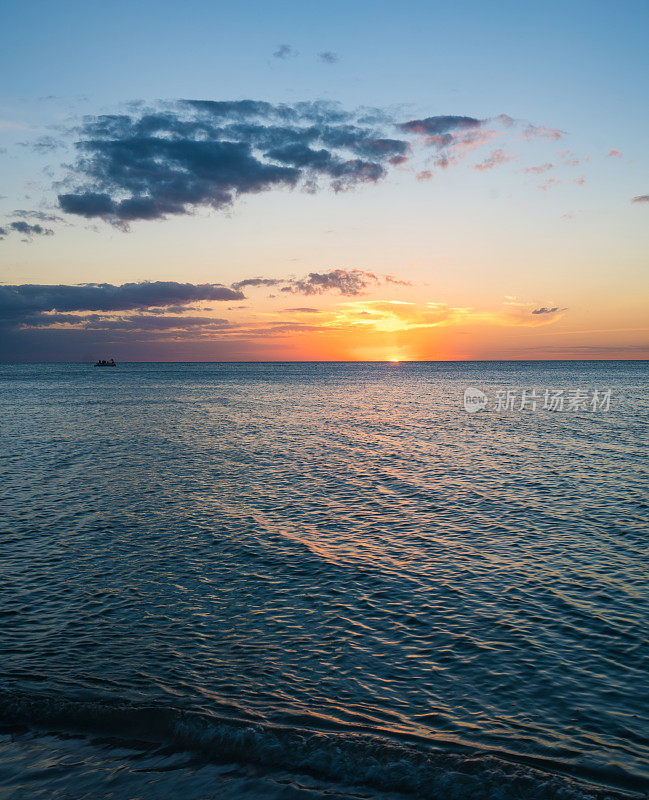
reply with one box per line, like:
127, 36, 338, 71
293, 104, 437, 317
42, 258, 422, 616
57, 100, 415, 224
518, 344, 649, 356
15, 312, 233, 332
472, 149, 512, 171
318, 51, 338, 64
631, 195, 649, 203
384, 275, 413, 286
608, 149, 622, 158
51, 101, 571, 227
0, 281, 244, 325
523, 123, 563, 141
8, 221, 54, 237
0, 226, 7, 238
398, 116, 482, 136
285, 269, 380, 295
233, 268, 397, 297
273, 44, 298, 59
12, 209, 62, 223
0, 284, 574, 362
523, 163, 553, 174
21, 135, 63, 153
538, 178, 560, 190
398, 114, 533, 173
231, 278, 284, 290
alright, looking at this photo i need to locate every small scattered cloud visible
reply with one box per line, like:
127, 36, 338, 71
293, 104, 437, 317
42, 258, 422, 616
398, 116, 482, 136
231, 278, 284, 290
399, 113, 556, 176
19, 135, 63, 153
472, 149, 512, 171
523, 124, 563, 141
12, 209, 62, 223
1, 209, 61, 240
573, 176, 585, 185
608, 149, 622, 158
384, 275, 412, 287
631, 195, 649, 203
8, 221, 54, 237
523, 163, 554, 174
318, 51, 338, 64
283, 307, 320, 313
273, 44, 298, 59
539, 178, 561, 191
532, 306, 561, 315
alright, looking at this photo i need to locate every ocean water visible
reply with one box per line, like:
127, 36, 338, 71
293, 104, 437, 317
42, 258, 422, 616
1, 361, 648, 800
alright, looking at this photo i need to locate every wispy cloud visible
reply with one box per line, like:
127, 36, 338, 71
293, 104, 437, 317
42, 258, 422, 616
631, 195, 649, 203
472, 149, 512, 171
532, 306, 561, 314
523, 163, 554, 174
523, 123, 563, 141
12, 209, 62, 223
318, 51, 338, 64
538, 178, 561, 191
273, 44, 298, 59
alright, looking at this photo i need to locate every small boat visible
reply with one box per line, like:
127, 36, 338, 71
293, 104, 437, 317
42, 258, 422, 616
94, 359, 116, 367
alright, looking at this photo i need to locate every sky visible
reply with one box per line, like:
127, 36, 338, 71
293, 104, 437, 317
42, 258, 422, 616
1, 0, 648, 361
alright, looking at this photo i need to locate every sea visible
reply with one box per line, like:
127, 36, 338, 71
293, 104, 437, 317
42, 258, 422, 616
1, 361, 647, 800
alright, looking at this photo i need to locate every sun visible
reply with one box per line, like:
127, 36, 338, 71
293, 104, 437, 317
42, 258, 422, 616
388, 357, 400, 363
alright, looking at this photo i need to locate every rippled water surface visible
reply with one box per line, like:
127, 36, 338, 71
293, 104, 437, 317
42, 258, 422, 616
1, 362, 648, 800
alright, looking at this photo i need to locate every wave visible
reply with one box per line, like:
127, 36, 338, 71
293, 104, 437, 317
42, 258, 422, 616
1, 688, 645, 800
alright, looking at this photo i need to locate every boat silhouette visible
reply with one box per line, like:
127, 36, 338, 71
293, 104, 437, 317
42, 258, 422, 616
94, 359, 116, 367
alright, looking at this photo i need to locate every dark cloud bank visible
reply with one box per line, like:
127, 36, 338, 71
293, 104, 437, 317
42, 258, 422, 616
55, 102, 534, 227
1, 271, 400, 328
0, 280, 238, 360
0, 281, 243, 323
0, 271, 406, 359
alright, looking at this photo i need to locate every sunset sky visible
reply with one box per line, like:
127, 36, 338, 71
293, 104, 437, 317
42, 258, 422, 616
1, 0, 648, 361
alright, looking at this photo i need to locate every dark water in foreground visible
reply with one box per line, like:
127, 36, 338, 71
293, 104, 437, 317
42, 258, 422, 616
1, 362, 648, 800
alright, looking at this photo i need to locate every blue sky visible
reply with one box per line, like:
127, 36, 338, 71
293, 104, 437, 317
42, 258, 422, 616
1, 0, 648, 360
